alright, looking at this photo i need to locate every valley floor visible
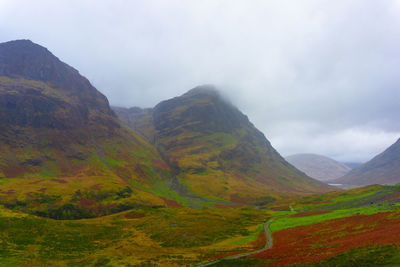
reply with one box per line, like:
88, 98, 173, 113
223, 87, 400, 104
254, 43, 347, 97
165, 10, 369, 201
2, 184, 400, 266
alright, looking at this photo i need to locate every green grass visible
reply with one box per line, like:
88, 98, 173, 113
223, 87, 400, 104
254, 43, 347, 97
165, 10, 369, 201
230, 223, 265, 245
332, 187, 380, 203
295, 185, 395, 211
103, 157, 123, 168
0, 178, 10, 185
270, 205, 391, 232
152, 180, 190, 206
39, 161, 58, 178
0, 206, 269, 266
0, 210, 122, 264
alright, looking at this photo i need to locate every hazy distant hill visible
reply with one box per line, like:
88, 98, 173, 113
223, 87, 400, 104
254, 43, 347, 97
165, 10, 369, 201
342, 162, 363, 169
285, 153, 351, 181
114, 86, 333, 204
332, 138, 400, 186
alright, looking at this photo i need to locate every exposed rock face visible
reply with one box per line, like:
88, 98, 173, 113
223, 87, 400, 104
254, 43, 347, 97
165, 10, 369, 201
0, 88, 88, 129
0, 40, 116, 130
332, 138, 400, 186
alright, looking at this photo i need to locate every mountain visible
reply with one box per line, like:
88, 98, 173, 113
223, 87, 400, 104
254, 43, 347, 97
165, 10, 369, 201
285, 154, 351, 181
332, 138, 400, 186
114, 86, 333, 204
0, 40, 172, 218
0, 39, 333, 216
342, 162, 363, 169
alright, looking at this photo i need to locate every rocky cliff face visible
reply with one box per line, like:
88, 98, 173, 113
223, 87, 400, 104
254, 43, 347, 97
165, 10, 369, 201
0, 40, 116, 130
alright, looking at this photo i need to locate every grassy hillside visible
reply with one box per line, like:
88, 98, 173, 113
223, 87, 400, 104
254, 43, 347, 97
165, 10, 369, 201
0, 205, 270, 266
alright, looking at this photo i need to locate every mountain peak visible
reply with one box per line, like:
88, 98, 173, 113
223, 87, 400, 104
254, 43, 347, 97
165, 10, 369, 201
0, 39, 115, 129
1, 39, 39, 48
0, 39, 58, 78
183, 84, 219, 97
0, 39, 89, 93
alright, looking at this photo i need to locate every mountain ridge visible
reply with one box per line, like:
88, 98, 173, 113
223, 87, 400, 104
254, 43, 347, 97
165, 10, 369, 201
332, 138, 400, 186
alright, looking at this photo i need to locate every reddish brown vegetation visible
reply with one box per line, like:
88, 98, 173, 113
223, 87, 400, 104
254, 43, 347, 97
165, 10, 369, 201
213, 250, 248, 259
29, 180, 43, 185
250, 230, 267, 248
51, 179, 68, 184
125, 212, 145, 219
3, 165, 29, 177
290, 210, 331, 217
79, 198, 96, 208
271, 206, 290, 211
254, 212, 400, 266
383, 192, 400, 202
160, 197, 183, 208
310, 201, 330, 205
6, 189, 15, 195
92, 184, 102, 191
151, 159, 169, 170
214, 203, 241, 208
230, 194, 253, 204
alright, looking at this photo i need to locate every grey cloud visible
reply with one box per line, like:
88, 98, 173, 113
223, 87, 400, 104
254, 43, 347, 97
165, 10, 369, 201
1, 0, 399, 162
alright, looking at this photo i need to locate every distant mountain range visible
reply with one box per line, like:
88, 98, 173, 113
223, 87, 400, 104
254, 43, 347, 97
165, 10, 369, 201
332, 138, 400, 186
285, 154, 351, 181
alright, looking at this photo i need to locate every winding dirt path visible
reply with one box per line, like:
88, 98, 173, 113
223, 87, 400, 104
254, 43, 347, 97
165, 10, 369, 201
196, 219, 273, 266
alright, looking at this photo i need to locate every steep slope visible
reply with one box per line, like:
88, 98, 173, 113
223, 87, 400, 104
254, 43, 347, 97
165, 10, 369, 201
0, 40, 172, 218
285, 153, 351, 181
332, 138, 400, 186
114, 86, 333, 204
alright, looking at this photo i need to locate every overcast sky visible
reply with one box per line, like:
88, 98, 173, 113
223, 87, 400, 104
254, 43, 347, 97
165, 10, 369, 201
1, 0, 400, 162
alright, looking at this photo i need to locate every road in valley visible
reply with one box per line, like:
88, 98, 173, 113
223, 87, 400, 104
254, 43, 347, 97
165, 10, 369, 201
196, 219, 273, 267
